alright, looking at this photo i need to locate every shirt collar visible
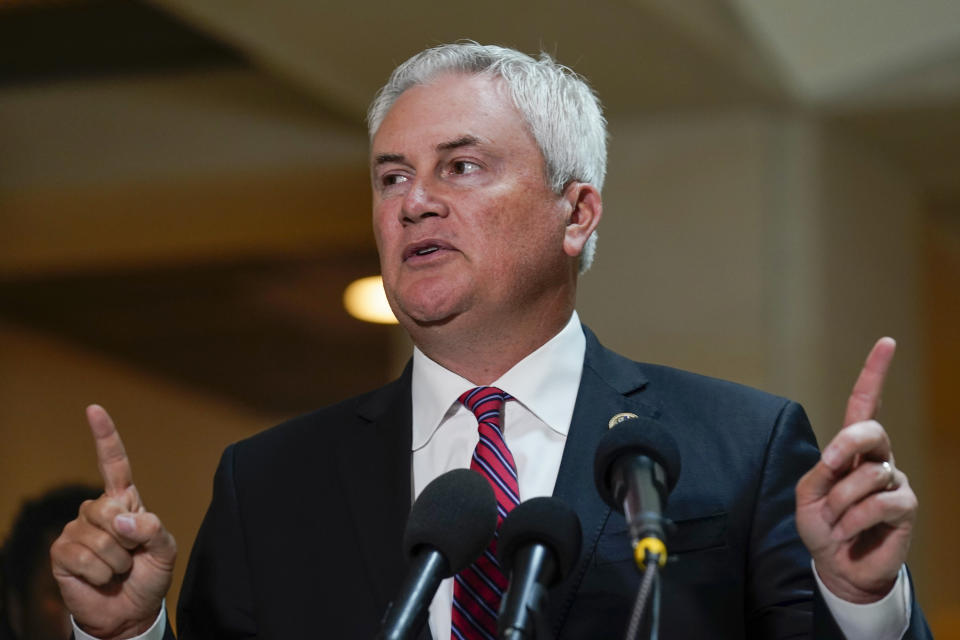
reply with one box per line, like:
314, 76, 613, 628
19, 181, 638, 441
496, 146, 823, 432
411, 311, 586, 450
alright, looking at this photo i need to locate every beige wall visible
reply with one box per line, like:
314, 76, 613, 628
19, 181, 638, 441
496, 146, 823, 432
580, 108, 930, 589
923, 210, 960, 633
580, 111, 773, 386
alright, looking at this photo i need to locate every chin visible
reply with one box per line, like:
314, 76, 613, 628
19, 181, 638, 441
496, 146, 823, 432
394, 280, 470, 325
399, 304, 459, 327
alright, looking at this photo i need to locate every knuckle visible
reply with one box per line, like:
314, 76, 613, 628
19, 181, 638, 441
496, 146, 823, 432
113, 551, 134, 574
826, 488, 850, 514
905, 493, 919, 512
61, 518, 83, 538
140, 512, 160, 534
829, 482, 849, 504
82, 495, 115, 521
858, 420, 883, 440
824, 498, 843, 523
892, 487, 918, 510
78, 498, 98, 517
73, 546, 97, 568
833, 430, 860, 452
86, 563, 113, 586
897, 473, 912, 490
868, 420, 892, 444
839, 511, 862, 534
49, 536, 68, 560
71, 548, 113, 585
89, 530, 117, 555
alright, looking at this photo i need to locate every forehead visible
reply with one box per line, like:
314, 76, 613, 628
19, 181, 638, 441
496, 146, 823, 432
371, 73, 537, 157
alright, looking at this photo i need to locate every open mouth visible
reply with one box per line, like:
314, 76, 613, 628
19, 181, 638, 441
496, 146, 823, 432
404, 240, 453, 261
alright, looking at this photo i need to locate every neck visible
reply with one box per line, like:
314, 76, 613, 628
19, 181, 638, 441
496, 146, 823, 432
408, 291, 575, 385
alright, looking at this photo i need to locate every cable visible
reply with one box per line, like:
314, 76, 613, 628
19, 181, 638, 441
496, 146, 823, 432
624, 552, 660, 640
650, 568, 660, 640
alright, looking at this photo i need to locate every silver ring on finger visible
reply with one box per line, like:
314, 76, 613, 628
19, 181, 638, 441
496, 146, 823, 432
881, 460, 896, 491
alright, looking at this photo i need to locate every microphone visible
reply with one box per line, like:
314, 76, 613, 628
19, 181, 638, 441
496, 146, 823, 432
378, 469, 497, 640
593, 415, 681, 570
496, 497, 582, 640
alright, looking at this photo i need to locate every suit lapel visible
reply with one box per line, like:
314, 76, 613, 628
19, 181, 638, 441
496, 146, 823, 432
549, 327, 658, 633
335, 362, 415, 618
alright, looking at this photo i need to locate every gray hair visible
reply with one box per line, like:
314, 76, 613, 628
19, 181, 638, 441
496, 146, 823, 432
367, 42, 606, 273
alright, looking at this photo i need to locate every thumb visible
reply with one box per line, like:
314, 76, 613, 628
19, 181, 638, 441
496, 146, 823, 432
113, 512, 177, 566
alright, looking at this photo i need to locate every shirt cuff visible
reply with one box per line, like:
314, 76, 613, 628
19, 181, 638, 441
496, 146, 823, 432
813, 561, 911, 640
71, 600, 167, 640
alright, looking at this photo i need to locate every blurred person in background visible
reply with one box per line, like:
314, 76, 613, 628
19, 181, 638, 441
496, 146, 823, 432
1, 485, 100, 640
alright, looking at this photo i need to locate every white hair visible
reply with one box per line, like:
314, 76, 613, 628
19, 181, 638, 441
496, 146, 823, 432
367, 42, 606, 274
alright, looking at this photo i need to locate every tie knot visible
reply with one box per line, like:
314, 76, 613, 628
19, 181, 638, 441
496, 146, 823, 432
458, 386, 511, 423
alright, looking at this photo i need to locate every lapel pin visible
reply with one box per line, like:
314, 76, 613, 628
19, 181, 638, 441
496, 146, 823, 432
608, 412, 639, 429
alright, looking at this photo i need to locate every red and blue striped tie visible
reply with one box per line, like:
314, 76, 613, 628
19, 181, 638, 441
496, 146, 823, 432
451, 386, 519, 640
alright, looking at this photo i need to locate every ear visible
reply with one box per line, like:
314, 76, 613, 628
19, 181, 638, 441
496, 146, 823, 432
561, 182, 603, 258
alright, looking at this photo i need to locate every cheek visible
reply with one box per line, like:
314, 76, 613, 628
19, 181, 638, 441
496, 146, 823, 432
495, 196, 567, 254
372, 208, 397, 255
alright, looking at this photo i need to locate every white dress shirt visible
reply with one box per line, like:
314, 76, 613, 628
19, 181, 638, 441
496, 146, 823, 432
412, 311, 586, 638
74, 311, 909, 640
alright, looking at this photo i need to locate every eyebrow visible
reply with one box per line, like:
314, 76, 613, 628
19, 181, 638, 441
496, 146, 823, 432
373, 135, 482, 167
373, 152, 404, 167
436, 135, 480, 152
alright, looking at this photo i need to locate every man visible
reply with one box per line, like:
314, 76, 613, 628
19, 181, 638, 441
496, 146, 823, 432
51, 43, 929, 639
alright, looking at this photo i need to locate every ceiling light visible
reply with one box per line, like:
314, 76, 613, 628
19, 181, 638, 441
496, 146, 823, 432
343, 275, 398, 324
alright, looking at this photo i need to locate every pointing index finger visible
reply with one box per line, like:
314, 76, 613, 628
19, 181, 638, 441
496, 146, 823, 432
843, 337, 896, 428
86, 404, 135, 496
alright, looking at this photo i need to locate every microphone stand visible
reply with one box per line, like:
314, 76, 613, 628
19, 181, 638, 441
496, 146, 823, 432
624, 548, 662, 640
498, 545, 554, 640
378, 552, 449, 640
618, 457, 671, 640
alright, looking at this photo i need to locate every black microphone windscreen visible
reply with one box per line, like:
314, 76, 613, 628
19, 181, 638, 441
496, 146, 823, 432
496, 497, 582, 583
403, 468, 497, 576
593, 416, 682, 510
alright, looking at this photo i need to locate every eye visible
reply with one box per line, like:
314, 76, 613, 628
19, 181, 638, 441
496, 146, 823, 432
381, 172, 409, 188
449, 160, 481, 176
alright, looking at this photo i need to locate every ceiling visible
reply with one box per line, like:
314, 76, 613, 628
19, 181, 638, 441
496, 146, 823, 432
151, 0, 960, 198
3, 0, 959, 197
732, 0, 960, 105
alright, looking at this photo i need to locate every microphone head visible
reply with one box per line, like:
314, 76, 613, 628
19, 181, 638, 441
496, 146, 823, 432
593, 416, 682, 511
403, 468, 497, 576
496, 497, 582, 584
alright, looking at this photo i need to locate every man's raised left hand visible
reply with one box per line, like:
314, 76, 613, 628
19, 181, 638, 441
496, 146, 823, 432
795, 337, 918, 603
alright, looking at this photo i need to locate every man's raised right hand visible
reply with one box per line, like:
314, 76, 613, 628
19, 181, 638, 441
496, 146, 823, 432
51, 405, 176, 640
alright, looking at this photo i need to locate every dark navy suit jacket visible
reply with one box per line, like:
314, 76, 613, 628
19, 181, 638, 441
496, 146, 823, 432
172, 327, 931, 638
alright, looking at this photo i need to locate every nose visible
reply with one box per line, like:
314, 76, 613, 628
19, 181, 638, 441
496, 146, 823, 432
400, 177, 448, 224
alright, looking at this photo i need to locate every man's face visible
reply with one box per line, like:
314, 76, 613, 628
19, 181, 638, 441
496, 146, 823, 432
371, 73, 573, 334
